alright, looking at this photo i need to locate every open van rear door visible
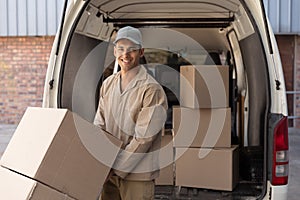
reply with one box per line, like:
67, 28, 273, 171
48, 0, 70, 90
242, 0, 287, 115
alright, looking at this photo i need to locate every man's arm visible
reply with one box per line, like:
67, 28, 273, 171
113, 87, 168, 178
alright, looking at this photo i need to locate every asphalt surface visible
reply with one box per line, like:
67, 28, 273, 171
0, 125, 299, 199
287, 128, 300, 200
0, 124, 16, 158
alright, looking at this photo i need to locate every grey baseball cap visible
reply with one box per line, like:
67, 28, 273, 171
113, 26, 142, 47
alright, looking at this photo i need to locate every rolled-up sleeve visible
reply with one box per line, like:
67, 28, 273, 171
113, 87, 168, 178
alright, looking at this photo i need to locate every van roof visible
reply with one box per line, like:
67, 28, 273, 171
91, 0, 241, 20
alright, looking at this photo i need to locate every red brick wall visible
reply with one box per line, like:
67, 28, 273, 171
295, 36, 300, 128
275, 35, 295, 127
0, 36, 54, 124
276, 35, 300, 128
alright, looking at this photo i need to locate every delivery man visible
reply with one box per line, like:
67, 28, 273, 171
94, 26, 168, 200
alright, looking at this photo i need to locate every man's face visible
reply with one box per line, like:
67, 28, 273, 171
114, 39, 144, 72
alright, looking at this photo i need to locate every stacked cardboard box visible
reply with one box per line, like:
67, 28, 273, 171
173, 106, 231, 148
0, 107, 122, 200
180, 65, 229, 108
175, 146, 239, 191
155, 130, 174, 185
174, 65, 239, 191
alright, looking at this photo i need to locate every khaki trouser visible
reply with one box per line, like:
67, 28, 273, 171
100, 175, 155, 200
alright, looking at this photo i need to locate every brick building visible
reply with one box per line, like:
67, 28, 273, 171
0, 0, 64, 124
276, 36, 300, 127
0, 0, 300, 127
264, 0, 300, 127
0, 36, 54, 123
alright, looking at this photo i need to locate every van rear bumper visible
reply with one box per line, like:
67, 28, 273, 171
265, 181, 288, 200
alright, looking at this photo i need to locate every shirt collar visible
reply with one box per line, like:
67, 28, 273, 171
116, 65, 148, 94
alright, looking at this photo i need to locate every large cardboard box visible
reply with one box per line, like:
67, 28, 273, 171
173, 106, 231, 148
0, 107, 122, 200
180, 65, 229, 108
155, 134, 174, 185
175, 146, 239, 191
156, 164, 174, 186
0, 167, 74, 200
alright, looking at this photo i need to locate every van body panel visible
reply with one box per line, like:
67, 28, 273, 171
261, 181, 288, 200
244, 0, 287, 115
263, 181, 288, 200
43, 0, 289, 199
43, 0, 87, 108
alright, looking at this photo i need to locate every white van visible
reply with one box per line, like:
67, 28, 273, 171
43, 0, 289, 199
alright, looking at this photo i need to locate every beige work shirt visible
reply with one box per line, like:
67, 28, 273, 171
94, 65, 168, 181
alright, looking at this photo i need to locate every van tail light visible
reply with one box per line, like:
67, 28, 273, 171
272, 117, 289, 185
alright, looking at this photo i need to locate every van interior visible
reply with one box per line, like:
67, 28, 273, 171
57, 0, 271, 199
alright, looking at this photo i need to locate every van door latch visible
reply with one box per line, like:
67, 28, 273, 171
275, 80, 281, 90
49, 79, 54, 89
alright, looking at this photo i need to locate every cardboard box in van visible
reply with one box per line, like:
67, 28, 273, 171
0, 107, 122, 200
0, 166, 75, 200
180, 65, 229, 108
173, 106, 231, 148
155, 134, 174, 185
175, 146, 239, 191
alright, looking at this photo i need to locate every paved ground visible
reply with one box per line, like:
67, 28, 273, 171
0, 125, 299, 199
287, 128, 300, 200
0, 124, 16, 158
